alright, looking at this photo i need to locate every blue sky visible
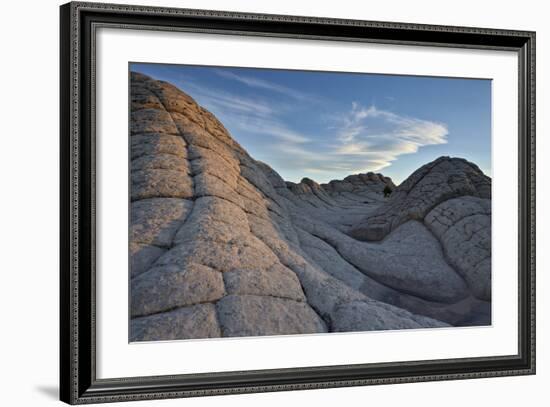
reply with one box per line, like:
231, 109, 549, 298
131, 63, 491, 184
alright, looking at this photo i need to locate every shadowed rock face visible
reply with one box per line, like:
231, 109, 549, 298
425, 197, 491, 301
129, 72, 491, 342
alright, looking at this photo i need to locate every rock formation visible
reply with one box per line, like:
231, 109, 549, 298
129, 72, 492, 342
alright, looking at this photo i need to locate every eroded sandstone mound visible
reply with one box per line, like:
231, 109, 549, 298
129, 72, 491, 341
349, 156, 491, 241
349, 157, 492, 301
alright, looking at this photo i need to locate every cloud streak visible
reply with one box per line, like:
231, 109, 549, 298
332, 102, 448, 166
174, 79, 313, 146
175, 80, 275, 118
214, 69, 319, 103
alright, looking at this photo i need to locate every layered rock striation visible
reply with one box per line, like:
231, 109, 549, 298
129, 72, 491, 341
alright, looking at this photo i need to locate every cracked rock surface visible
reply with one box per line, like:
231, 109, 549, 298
129, 72, 491, 341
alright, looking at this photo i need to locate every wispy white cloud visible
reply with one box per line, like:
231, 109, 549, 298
343, 102, 448, 145
213, 69, 319, 103
175, 80, 275, 118
173, 79, 313, 145
237, 120, 311, 144
333, 102, 448, 164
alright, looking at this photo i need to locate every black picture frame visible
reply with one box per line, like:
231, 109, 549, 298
60, 2, 536, 404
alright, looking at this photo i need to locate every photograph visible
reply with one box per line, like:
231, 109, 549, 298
128, 63, 493, 342
56, 2, 536, 403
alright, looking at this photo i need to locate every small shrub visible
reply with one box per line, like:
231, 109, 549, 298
383, 185, 393, 197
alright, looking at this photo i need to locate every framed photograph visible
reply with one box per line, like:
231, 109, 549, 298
60, 1, 536, 404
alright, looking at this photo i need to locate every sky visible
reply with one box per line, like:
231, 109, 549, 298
131, 63, 491, 185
